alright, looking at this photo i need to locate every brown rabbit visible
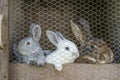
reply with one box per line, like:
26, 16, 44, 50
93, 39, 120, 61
70, 18, 114, 64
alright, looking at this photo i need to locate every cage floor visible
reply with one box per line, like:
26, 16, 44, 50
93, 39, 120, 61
9, 0, 120, 63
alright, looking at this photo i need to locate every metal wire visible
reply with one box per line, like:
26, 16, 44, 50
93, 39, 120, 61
9, 0, 120, 63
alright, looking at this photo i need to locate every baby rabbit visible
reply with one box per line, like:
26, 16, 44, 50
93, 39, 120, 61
13, 43, 51, 63
46, 30, 79, 71
12, 43, 23, 63
17, 23, 45, 66
70, 18, 114, 64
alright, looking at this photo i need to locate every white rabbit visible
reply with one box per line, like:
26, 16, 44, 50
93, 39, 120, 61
17, 23, 45, 66
46, 30, 79, 71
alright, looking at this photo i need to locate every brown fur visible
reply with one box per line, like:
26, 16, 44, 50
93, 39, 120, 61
71, 18, 114, 64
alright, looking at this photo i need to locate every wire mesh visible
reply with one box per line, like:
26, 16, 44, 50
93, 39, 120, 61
9, 0, 120, 63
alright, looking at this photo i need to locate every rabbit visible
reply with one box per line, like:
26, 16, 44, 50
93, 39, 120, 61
45, 30, 79, 71
13, 43, 51, 63
70, 18, 114, 64
12, 43, 23, 63
17, 23, 46, 66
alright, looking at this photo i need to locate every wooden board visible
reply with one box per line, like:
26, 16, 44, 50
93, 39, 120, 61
0, 0, 8, 80
10, 64, 120, 80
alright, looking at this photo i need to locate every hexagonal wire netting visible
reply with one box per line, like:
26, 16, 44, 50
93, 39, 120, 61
9, 0, 120, 63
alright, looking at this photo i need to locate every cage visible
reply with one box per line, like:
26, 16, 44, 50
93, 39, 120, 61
0, 0, 120, 80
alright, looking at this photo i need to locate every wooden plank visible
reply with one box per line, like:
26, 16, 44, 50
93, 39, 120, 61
0, 0, 9, 80
0, 14, 3, 48
9, 64, 120, 80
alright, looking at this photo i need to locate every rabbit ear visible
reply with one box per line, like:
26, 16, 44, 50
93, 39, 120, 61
56, 32, 65, 40
46, 30, 61, 47
70, 20, 86, 43
29, 23, 41, 41
76, 18, 93, 39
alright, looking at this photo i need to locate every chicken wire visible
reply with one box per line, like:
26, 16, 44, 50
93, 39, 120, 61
9, 0, 120, 63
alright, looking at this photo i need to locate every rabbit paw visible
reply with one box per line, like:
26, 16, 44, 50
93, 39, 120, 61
37, 58, 45, 66
26, 60, 36, 65
29, 61, 36, 65
54, 63, 63, 71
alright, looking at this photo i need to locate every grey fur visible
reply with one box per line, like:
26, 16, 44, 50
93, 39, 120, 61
17, 23, 46, 66
13, 43, 23, 63
13, 43, 51, 63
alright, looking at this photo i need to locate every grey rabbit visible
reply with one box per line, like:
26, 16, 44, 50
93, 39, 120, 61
15, 23, 46, 66
71, 18, 114, 64
13, 43, 51, 64
12, 43, 23, 63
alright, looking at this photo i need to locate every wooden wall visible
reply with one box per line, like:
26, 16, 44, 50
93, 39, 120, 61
0, 0, 9, 80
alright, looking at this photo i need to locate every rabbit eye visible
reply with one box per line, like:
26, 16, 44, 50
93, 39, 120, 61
90, 45, 97, 49
65, 47, 69, 50
26, 42, 30, 45
90, 45, 94, 48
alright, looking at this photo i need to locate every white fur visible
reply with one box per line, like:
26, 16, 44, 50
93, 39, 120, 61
46, 30, 79, 71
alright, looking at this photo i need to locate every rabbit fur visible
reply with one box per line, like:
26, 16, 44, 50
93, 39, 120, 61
45, 30, 79, 71
16, 23, 46, 66
13, 43, 51, 63
70, 18, 114, 64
